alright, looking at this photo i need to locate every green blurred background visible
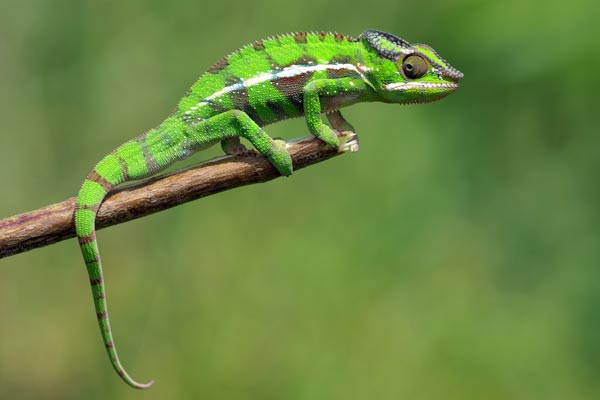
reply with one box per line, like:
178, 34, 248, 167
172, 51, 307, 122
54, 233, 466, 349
1, 0, 598, 398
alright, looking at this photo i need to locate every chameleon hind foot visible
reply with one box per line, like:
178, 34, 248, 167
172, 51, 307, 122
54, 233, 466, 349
315, 125, 341, 149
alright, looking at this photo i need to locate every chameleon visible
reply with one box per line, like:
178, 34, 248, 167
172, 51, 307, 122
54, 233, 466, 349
73, 29, 463, 388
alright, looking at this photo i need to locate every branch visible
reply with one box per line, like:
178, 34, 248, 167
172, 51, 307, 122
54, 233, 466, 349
0, 133, 359, 259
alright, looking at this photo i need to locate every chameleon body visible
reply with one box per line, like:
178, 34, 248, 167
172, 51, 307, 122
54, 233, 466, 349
74, 30, 463, 388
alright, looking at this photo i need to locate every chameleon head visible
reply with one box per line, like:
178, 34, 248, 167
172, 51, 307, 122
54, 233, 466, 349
359, 30, 464, 104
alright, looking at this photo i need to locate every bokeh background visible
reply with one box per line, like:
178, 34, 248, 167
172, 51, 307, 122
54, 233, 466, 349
1, 0, 598, 398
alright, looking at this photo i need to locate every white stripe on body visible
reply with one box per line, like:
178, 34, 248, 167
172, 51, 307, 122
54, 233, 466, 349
197, 63, 372, 107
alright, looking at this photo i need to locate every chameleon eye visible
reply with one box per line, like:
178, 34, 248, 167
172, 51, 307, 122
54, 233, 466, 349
400, 55, 428, 79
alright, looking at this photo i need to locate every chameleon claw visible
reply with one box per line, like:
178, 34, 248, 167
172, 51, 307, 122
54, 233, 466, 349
336, 131, 360, 153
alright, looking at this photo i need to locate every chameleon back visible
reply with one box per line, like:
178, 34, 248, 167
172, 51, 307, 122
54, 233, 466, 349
176, 32, 366, 127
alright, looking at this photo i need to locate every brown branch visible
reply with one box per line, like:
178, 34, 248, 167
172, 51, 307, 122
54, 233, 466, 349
0, 133, 359, 259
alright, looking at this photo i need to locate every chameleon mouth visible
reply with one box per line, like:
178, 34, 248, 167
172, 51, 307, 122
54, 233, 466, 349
384, 81, 459, 91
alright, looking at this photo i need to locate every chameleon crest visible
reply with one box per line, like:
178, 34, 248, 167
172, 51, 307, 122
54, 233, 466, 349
360, 29, 411, 60
73, 30, 463, 388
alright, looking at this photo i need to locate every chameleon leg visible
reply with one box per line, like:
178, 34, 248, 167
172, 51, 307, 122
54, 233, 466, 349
191, 110, 293, 176
326, 110, 356, 133
302, 78, 365, 148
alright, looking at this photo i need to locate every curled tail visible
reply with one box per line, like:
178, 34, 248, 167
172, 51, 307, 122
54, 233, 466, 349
74, 140, 158, 389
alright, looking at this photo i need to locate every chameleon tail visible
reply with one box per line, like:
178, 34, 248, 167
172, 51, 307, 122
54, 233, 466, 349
74, 151, 154, 389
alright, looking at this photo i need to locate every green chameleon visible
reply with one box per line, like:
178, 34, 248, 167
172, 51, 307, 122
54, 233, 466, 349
74, 30, 463, 388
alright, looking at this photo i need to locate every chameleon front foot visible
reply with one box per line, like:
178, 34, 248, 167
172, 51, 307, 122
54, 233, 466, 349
316, 126, 341, 149
266, 139, 293, 176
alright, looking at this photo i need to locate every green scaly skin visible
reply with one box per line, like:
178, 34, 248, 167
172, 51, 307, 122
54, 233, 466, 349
74, 30, 463, 388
